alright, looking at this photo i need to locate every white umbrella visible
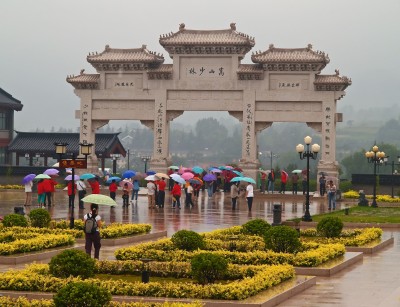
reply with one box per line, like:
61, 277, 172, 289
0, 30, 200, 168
145, 175, 156, 181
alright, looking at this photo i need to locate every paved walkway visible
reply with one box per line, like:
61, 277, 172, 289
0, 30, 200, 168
0, 189, 399, 306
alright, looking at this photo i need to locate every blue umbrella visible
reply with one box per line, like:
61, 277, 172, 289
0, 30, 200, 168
80, 173, 96, 180
189, 178, 201, 185
172, 176, 185, 185
232, 170, 243, 177
106, 176, 121, 184
146, 170, 156, 175
22, 174, 36, 184
122, 170, 136, 179
192, 166, 204, 174
203, 173, 217, 182
231, 176, 256, 184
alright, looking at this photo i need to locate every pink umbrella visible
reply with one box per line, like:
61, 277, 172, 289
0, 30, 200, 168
120, 180, 133, 190
181, 172, 194, 180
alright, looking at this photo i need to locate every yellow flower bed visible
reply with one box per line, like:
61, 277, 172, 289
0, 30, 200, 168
51, 220, 152, 239
0, 296, 203, 307
343, 190, 400, 202
0, 234, 74, 255
0, 184, 24, 190
301, 228, 382, 247
293, 243, 345, 267
0, 263, 294, 300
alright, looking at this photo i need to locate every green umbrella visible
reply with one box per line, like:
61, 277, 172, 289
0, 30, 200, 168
34, 174, 51, 180
81, 194, 118, 206
168, 166, 179, 170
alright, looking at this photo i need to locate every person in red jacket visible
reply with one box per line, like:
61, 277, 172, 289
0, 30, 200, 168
37, 179, 46, 208
67, 180, 77, 208
109, 180, 118, 200
89, 178, 100, 194
157, 177, 167, 208
42, 179, 52, 207
171, 181, 181, 209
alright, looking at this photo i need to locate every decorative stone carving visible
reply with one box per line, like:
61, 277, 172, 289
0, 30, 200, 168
140, 120, 154, 130
306, 122, 322, 133
92, 120, 109, 131
228, 111, 243, 122
255, 122, 272, 132
167, 111, 184, 122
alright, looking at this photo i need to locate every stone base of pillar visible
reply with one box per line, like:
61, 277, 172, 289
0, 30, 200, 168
86, 155, 101, 175
148, 157, 171, 174
238, 159, 261, 185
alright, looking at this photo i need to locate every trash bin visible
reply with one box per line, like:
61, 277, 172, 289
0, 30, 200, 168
335, 190, 342, 201
272, 204, 282, 226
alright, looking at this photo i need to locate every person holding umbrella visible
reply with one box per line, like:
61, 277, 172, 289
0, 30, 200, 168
67, 179, 77, 208
89, 177, 100, 194
37, 179, 46, 208
109, 179, 118, 201
291, 172, 299, 194
23, 175, 35, 206
156, 177, 166, 208
279, 170, 288, 194
171, 180, 182, 209
147, 180, 156, 209
83, 203, 102, 259
267, 170, 275, 194
76, 179, 87, 209
231, 182, 239, 209
131, 179, 140, 203
246, 181, 254, 211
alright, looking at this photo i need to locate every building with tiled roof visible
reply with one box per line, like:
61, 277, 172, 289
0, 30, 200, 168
8, 132, 126, 168
0, 88, 23, 165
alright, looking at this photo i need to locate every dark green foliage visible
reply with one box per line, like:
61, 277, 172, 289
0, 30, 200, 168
53, 282, 111, 307
171, 230, 205, 251
28, 208, 51, 228
317, 217, 344, 238
49, 249, 96, 279
264, 226, 301, 253
241, 218, 271, 237
190, 253, 228, 284
2, 214, 28, 227
339, 180, 353, 192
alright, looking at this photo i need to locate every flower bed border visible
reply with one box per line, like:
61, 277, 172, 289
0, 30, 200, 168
346, 237, 394, 254
0, 276, 317, 307
295, 251, 363, 277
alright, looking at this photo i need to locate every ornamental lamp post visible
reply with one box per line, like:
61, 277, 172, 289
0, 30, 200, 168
141, 155, 151, 173
55, 142, 93, 228
296, 136, 320, 222
365, 145, 386, 207
110, 153, 121, 175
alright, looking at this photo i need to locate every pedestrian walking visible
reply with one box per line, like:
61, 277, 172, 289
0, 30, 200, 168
260, 171, 267, 193
230, 182, 239, 209
157, 177, 166, 208
43, 178, 52, 206
267, 170, 275, 194
109, 179, 118, 200
77, 179, 87, 209
279, 170, 288, 194
122, 182, 130, 206
147, 180, 156, 209
246, 182, 254, 211
186, 183, 194, 208
89, 177, 100, 194
171, 181, 181, 209
24, 180, 33, 206
84, 203, 102, 259
67, 180, 77, 208
291, 173, 299, 194
131, 179, 140, 203
319, 175, 327, 196
327, 180, 337, 210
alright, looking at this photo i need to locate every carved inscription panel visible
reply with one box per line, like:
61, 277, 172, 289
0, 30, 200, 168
105, 73, 143, 89
269, 74, 309, 90
179, 57, 231, 80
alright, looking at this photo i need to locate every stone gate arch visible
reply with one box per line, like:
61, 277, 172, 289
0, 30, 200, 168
67, 23, 351, 181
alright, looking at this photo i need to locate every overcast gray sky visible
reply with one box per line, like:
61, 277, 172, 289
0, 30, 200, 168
1, 0, 399, 131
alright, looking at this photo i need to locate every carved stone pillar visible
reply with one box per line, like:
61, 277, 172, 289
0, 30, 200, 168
238, 91, 260, 180
149, 92, 169, 173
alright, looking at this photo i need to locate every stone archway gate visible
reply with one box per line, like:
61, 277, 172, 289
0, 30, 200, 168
67, 23, 351, 182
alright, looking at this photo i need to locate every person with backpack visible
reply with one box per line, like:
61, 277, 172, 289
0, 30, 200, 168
84, 203, 102, 259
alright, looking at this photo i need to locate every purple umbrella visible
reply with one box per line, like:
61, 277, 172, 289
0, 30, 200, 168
44, 168, 59, 176
65, 175, 80, 181
203, 173, 217, 182
22, 174, 36, 184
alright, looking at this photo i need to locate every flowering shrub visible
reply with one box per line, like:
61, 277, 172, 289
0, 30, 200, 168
0, 184, 24, 190
343, 190, 400, 202
300, 227, 382, 246
0, 263, 294, 300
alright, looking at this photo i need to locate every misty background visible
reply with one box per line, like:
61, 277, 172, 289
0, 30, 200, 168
1, 0, 400, 177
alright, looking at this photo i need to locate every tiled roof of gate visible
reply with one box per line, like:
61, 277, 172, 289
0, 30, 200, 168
159, 23, 255, 53
147, 64, 173, 73
237, 64, 263, 73
87, 45, 164, 64
314, 73, 351, 85
252, 44, 329, 64
66, 73, 100, 84
0, 88, 23, 111
8, 132, 126, 156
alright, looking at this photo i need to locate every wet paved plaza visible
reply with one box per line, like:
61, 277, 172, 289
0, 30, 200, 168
1, 189, 400, 306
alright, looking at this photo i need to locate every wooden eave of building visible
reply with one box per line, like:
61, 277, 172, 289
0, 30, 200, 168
8, 132, 126, 157
0, 88, 23, 111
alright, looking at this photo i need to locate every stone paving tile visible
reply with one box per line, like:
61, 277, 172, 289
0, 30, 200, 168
0, 190, 399, 305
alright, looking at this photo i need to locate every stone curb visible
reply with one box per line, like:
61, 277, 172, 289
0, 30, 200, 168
346, 237, 394, 254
